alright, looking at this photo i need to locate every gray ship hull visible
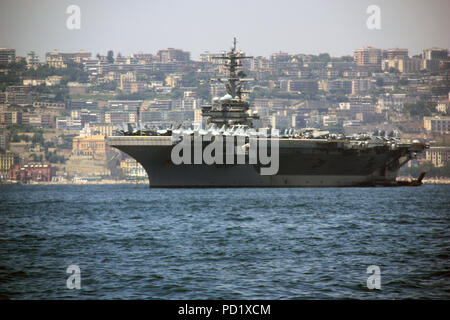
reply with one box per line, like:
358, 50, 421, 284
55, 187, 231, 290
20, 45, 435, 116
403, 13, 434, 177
108, 136, 423, 188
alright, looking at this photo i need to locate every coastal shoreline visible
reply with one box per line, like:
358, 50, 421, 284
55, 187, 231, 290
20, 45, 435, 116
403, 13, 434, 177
1, 178, 450, 186
0, 179, 148, 186
421, 179, 450, 184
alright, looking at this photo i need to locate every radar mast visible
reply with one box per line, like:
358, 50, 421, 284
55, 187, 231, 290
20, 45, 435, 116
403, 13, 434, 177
201, 38, 258, 127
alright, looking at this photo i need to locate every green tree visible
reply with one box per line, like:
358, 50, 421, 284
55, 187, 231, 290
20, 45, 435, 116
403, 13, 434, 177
32, 132, 44, 145
388, 67, 400, 74
310, 53, 331, 63
196, 83, 211, 100
317, 53, 331, 62
152, 70, 166, 82
10, 133, 20, 142
181, 71, 199, 87
90, 81, 117, 92
404, 100, 436, 117
107, 50, 114, 63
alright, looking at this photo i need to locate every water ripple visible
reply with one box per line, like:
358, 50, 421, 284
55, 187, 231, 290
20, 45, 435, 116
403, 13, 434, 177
0, 184, 449, 299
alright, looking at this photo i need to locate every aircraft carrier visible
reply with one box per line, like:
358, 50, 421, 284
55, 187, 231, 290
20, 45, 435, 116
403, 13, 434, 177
107, 40, 427, 188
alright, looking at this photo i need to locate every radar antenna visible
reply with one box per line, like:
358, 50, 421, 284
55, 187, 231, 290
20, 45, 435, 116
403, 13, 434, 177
202, 39, 259, 127
211, 37, 253, 99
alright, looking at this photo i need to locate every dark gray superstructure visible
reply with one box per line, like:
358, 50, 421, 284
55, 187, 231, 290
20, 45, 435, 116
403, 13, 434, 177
108, 40, 427, 188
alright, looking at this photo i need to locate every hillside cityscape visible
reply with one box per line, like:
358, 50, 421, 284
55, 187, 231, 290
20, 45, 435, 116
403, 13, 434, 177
0, 44, 449, 183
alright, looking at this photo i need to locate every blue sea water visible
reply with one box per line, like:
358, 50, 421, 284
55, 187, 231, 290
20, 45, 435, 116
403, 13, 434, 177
0, 184, 449, 299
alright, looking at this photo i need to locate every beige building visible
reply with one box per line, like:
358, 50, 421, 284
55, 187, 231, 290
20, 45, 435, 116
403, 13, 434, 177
384, 48, 408, 60
65, 155, 110, 177
118, 72, 144, 93
22, 113, 54, 128
67, 82, 90, 95
194, 109, 203, 122
93, 124, 117, 137
382, 57, 421, 73
0, 111, 22, 124
424, 116, 450, 134
157, 48, 190, 63
26, 51, 40, 67
23, 79, 45, 86
120, 158, 147, 178
46, 55, 66, 68
426, 146, 450, 167
46, 75, 63, 86
436, 96, 449, 115
351, 79, 375, 95
0, 48, 15, 65
46, 50, 91, 68
0, 152, 18, 175
165, 74, 183, 88
72, 134, 107, 160
353, 46, 382, 68
422, 47, 448, 60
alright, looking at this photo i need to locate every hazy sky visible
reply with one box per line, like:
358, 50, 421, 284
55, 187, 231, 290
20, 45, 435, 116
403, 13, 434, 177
1, 0, 449, 60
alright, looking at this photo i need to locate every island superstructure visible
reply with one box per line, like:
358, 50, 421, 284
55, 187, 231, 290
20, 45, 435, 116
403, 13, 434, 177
107, 39, 428, 187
